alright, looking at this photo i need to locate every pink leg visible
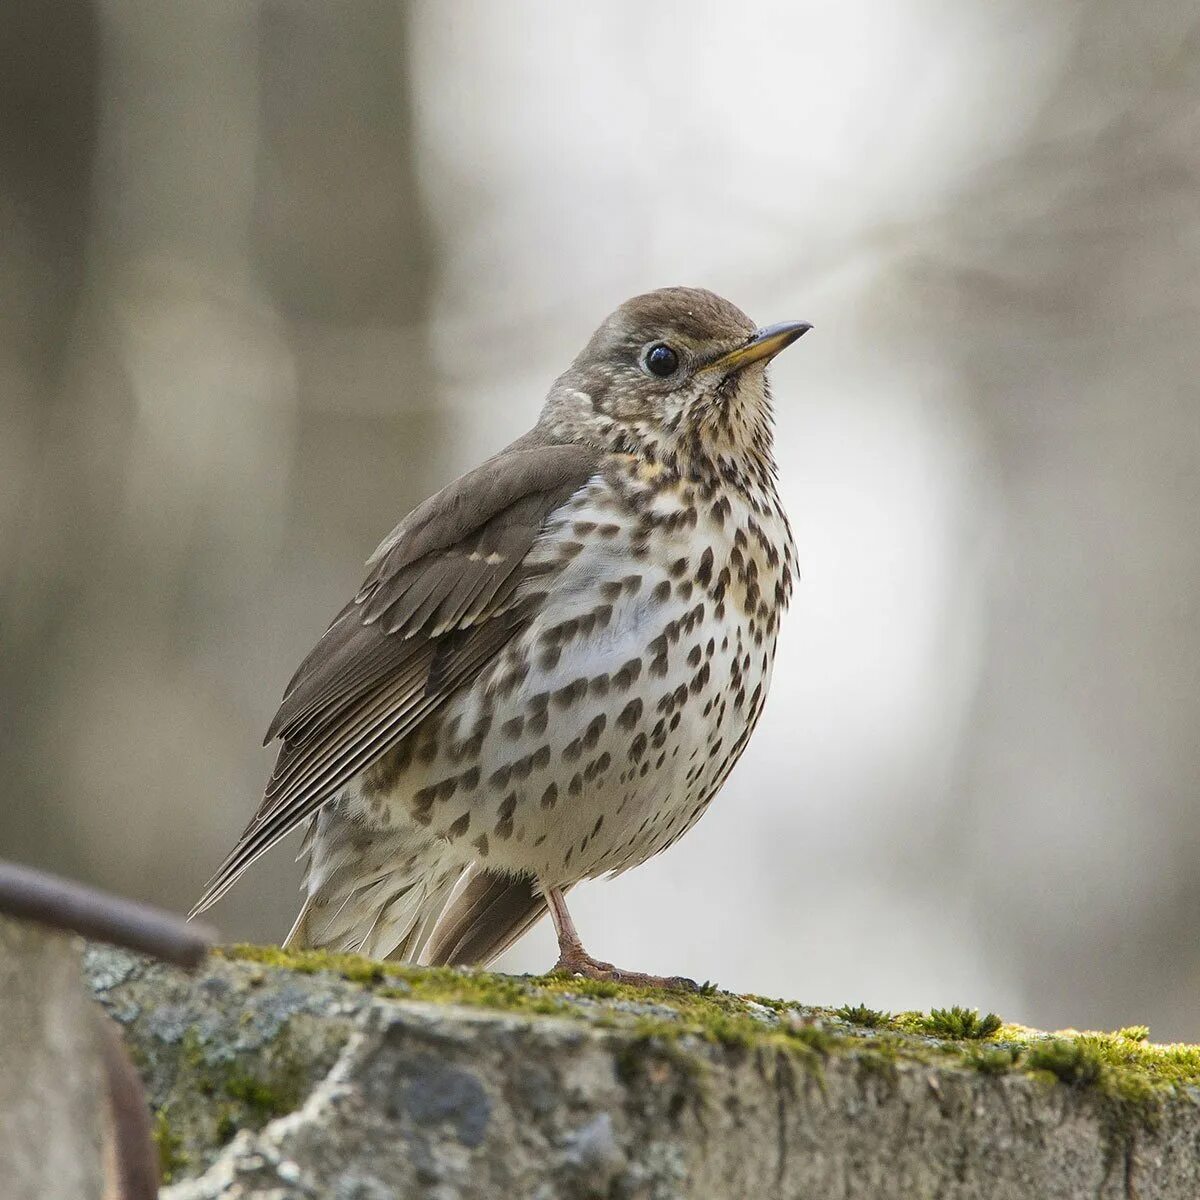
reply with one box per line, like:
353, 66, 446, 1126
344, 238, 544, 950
543, 885, 698, 991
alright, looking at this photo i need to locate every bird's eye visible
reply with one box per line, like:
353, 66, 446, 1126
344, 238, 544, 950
644, 343, 680, 377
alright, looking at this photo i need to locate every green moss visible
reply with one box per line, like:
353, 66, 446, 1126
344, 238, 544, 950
224, 1069, 304, 1118
746, 994, 791, 1013
855, 1038, 902, 1089
219, 944, 387, 985
173, 1022, 309, 1139
216, 944, 1200, 1122
966, 1045, 1022, 1075
1023, 1035, 1172, 1167
218, 944, 838, 1065
898, 1006, 1002, 1040
836, 1003, 892, 1028
215, 1110, 237, 1144
1033, 1031, 1200, 1093
152, 1107, 188, 1184
1117, 1025, 1150, 1043
1025, 1039, 1105, 1088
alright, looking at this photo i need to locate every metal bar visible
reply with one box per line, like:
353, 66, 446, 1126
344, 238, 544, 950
0, 861, 214, 968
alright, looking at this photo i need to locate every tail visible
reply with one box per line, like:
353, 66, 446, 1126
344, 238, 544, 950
422, 868, 556, 968
282, 804, 556, 966
283, 808, 462, 962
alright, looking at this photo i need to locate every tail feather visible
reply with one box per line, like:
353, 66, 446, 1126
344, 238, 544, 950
422, 868, 552, 967
284, 808, 462, 961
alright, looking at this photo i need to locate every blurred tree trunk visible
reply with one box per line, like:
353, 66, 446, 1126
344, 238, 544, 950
0, 0, 99, 872
0, 1, 442, 945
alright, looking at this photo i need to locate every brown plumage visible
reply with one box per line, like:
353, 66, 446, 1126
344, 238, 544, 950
192, 287, 810, 988
196, 434, 599, 913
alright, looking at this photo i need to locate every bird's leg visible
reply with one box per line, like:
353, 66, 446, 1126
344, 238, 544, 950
543, 885, 698, 991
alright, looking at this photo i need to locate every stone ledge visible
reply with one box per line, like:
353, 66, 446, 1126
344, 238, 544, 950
85, 945, 1200, 1199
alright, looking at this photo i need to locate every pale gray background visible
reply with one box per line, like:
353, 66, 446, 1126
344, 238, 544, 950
3, 0, 1198, 1039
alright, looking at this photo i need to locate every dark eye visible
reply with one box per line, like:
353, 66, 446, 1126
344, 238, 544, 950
644, 343, 679, 377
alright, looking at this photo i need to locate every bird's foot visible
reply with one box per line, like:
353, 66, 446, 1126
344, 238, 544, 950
551, 947, 698, 992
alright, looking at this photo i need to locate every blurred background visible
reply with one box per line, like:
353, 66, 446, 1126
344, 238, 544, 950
3, 0, 1199, 1040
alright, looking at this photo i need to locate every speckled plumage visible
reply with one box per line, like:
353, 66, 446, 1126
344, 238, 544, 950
193, 288, 808, 983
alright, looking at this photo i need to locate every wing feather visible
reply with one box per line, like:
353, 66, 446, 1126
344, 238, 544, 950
191, 434, 599, 918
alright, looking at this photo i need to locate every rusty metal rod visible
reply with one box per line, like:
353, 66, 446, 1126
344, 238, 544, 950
0, 860, 214, 968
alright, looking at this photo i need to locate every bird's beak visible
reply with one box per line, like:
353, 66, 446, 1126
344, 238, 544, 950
707, 320, 813, 374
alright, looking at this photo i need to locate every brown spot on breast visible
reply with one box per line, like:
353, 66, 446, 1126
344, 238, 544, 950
617, 698, 643, 730
584, 751, 611, 782
447, 813, 470, 840
545, 617, 579, 643
614, 658, 643, 690
553, 679, 588, 708
541, 782, 558, 809
494, 793, 517, 840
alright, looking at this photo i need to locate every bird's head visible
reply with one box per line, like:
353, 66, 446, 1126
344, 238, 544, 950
539, 287, 810, 472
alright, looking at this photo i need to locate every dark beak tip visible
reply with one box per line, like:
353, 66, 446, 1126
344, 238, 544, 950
753, 320, 813, 345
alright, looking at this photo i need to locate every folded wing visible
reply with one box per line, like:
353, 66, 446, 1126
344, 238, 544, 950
191, 433, 599, 917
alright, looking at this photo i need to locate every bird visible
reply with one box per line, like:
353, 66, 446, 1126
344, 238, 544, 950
191, 287, 809, 988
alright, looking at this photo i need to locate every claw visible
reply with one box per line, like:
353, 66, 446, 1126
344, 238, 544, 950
552, 948, 698, 991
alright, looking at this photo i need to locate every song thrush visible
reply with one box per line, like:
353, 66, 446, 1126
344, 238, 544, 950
192, 287, 809, 988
